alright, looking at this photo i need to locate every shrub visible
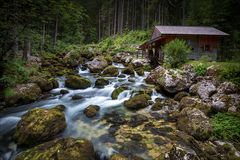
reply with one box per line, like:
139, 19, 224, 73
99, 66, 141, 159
211, 112, 240, 142
0, 59, 38, 87
193, 63, 208, 76
162, 39, 191, 68
219, 63, 240, 86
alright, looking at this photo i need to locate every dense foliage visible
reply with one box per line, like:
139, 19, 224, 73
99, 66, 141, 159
162, 39, 191, 68
211, 113, 240, 142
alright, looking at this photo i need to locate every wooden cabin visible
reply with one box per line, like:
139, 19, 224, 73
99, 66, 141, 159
140, 26, 229, 66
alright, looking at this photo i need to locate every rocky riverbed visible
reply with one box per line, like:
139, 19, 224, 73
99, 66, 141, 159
0, 53, 240, 160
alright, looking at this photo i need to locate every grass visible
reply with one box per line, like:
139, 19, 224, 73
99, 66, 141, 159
0, 58, 38, 88
211, 112, 240, 142
188, 60, 240, 86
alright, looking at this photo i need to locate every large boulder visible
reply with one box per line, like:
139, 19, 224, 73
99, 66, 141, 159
86, 56, 108, 73
83, 105, 100, 118
151, 98, 179, 113
113, 52, 133, 64
180, 97, 211, 115
177, 107, 212, 141
190, 80, 217, 100
111, 87, 125, 99
95, 78, 109, 88
146, 67, 194, 95
29, 76, 54, 92
101, 65, 119, 77
124, 94, 151, 110
65, 75, 91, 89
5, 83, 42, 106
211, 93, 240, 113
131, 58, 149, 68
218, 82, 238, 94
15, 138, 95, 160
14, 106, 66, 145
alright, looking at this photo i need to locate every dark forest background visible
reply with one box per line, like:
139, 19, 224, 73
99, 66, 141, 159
0, 0, 240, 61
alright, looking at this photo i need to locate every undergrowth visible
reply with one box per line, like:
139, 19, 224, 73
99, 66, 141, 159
211, 112, 240, 142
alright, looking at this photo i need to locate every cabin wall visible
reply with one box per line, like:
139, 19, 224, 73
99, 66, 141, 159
158, 35, 220, 61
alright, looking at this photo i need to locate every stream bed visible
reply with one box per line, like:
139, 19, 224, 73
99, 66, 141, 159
0, 63, 172, 160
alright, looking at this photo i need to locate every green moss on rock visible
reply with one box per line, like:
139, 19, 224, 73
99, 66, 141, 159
14, 106, 66, 145
101, 65, 119, 77
65, 75, 91, 89
111, 87, 125, 99
124, 94, 151, 110
95, 78, 109, 88
15, 137, 95, 160
83, 105, 100, 118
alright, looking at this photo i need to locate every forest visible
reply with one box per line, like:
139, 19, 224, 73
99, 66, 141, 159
0, 0, 240, 160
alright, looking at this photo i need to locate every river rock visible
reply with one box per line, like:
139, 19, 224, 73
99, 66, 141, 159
190, 80, 217, 100
110, 154, 144, 160
131, 58, 149, 68
218, 81, 238, 94
174, 91, 190, 101
65, 75, 91, 89
15, 137, 95, 160
124, 94, 151, 110
206, 65, 220, 77
111, 87, 125, 99
180, 97, 211, 115
145, 66, 165, 84
113, 52, 133, 64
83, 105, 100, 118
95, 78, 109, 88
14, 106, 66, 145
151, 99, 179, 113
122, 65, 135, 75
86, 56, 108, 73
60, 89, 69, 94
146, 67, 193, 95
5, 83, 42, 106
166, 144, 199, 160
211, 93, 240, 113
177, 107, 212, 141
71, 94, 83, 100
102, 65, 119, 77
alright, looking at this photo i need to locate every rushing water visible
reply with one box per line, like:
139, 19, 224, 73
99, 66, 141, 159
0, 63, 164, 160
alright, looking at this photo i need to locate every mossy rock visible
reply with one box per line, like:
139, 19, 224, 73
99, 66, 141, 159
15, 137, 95, 160
14, 106, 66, 145
95, 78, 109, 88
122, 65, 135, 75
135, 68, 144, 76
124, 94, 151, 110
65, 75, 91, 89
5, 83, 42, 107
83, 105, 100, 118
174, 91, 190, 101
110, 154, 128, 160
30, 76, 53, 92
151, 101, 163, 111
50, 78, 59, 88
180, 97, 211, 115
101, 65, 119, 77
177, 107, 212, 141
111, 87, 125, 99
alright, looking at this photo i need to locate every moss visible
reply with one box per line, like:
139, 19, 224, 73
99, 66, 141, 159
101, 65, 119, 77
124, 94, 151, 110
211, 113, 240, 142
122, 65, 135, 75
15, 138, 95, 160
135, 68, 144, 76
14, 106, 66, 145
65, 75, 91, 89
95, 78, 109, 88
111, 87, 125, 100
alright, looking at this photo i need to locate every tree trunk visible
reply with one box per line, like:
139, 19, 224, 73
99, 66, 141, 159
23, 37, 30, 61
98, 8, 101, 41
53, 16, 58, 49
114, 0, 117, 37
40, 22, 46, 53
120, 0, 124, 35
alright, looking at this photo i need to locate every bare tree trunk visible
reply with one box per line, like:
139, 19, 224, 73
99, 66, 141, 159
120, 0, 124, 35
114, 0, 117, 37
40, 22, 46, 53
23, 37, 30, 61
98, 8, 101, 41
182, 0, 186, 25
53, 16, 58, 49
126, 0, 129, 29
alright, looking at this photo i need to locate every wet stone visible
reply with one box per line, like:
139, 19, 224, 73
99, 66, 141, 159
128, 114, 148, 127
154, 137, 168, 146
130, 134, 143, 141
118, 141, 147, 155
72, 94, 83, 100
103, 111, 127, 126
